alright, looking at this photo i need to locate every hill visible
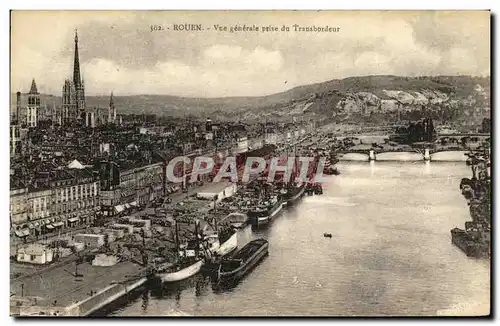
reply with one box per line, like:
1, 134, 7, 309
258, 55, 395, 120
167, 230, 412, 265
10, 75, 490, 124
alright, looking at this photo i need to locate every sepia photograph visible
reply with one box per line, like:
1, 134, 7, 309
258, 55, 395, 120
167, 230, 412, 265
8, 10, 491, 317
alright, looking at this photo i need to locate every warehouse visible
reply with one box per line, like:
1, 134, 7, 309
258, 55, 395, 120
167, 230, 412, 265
196, 182, 237, 201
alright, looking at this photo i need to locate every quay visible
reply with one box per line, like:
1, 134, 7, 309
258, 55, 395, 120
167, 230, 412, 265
10, 180, 212, 317
10, 260, 148, 316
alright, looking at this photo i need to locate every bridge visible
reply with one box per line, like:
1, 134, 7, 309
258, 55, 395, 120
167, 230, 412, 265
337, 148, 475, 162
330, 133, 490, 141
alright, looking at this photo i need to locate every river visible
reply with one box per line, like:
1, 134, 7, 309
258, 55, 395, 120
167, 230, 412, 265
111, 162, 490, 316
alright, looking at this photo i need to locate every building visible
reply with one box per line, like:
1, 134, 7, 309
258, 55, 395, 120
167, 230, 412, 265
10, 125, 21, 157
196, 182, 237, 201
74, 234, 105, 249
26, 79, 40, 128
26, 181, 53, 237
99, 158, 165, 216
14, 91, 21, 125
98, 161, 128, 217
235, 135, 249, 154
61, 30, 86, 125
10, 178, 29, 237
134, 161, 164, 205
62, 79, 77, 124
16, 244, 54, 265
73, 30, 86, 115
49, 168, 100, 230
10, 166, 100, 239
265, 131, 278, 145
84, 110, 96, 128
108, 92, 116, 124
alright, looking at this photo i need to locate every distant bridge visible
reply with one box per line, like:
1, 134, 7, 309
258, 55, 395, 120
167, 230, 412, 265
331, 133, 490, 140
337, 148, 471, 162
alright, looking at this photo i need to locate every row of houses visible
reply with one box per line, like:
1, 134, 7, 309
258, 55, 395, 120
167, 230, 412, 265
10, 166, 100, 239
10, 127, 304, 238
98, 157, 165, 217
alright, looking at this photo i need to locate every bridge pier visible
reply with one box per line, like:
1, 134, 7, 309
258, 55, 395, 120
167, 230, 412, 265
424, 148, 431, 161
369, 150, 376, 161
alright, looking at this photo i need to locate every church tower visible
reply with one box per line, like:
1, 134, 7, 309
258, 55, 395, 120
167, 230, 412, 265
62, 79, 76, 124
108, 92, 116, 124
27, 79, 40, 128
73, 30, 86, 118
62, 30, 86, 124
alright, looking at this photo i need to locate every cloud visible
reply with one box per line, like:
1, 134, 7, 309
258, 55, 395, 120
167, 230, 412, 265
10, 11, 490, 98
80, 45, 284, 97
201, 44, 284, 73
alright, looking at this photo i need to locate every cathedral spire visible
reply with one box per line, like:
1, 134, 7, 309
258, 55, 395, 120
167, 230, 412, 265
73, 29, 81, 89
110, 91, 114, 107
29, 78, 39, 94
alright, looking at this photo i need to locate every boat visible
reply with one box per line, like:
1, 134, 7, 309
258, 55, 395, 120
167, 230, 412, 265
201, 232, 237, 276
155, 221, 205, 283
201, 214, 240, 275
223, 212, 250, 229
282, 153, 307, 205
247, 195, 284, 227
282, 182, 306, 205
217, 238, 269, 284
305, 183, 315, 195
157, 258, 204, 283
324, 164, 340, 175
451, 227, 490, 258
305, 182, 323, 195
204, 227, 238, 258
314, 183, 323, 195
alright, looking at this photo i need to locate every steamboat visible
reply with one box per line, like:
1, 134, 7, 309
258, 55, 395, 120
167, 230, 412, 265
247, 194, 284, 227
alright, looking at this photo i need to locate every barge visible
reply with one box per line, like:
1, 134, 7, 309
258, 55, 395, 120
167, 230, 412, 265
217, 239, 269, 284
451, 228, 490, 259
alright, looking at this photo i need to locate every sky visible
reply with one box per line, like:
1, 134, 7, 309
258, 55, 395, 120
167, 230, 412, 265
11, 10, 490, 97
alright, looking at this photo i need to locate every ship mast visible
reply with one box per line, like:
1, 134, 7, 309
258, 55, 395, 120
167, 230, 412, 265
292, 144, 298, 185
284, 145, 289, 187
174, 221, 180, 256
213, 195, 218, 232
182, 146, 187, 192
194, 220, 199, 259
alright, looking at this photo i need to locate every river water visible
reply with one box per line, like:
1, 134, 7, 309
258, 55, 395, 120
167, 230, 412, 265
112, 162, 490, 316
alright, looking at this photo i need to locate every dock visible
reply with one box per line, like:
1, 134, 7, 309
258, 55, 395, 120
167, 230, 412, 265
10, 260, 148, 316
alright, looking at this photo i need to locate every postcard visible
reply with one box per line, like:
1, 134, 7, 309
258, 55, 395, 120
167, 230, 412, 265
9, 10, 491, 317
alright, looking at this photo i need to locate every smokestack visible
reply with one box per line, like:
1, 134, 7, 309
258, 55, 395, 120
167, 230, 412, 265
16, 91, 21, 124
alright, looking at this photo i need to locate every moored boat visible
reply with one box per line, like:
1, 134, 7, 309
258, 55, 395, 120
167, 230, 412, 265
451, 227, 490, 258
155, 220, 206, 283
324, 164, 340, 175
247, 195, 284, 227
282, 182, 306, 205
205, 227, 238, 258
217, 238, 269, 284
280, 147, 307, 206
224, 212, 250, 229
201, 216, 239, 275
157, 258, 204, 283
